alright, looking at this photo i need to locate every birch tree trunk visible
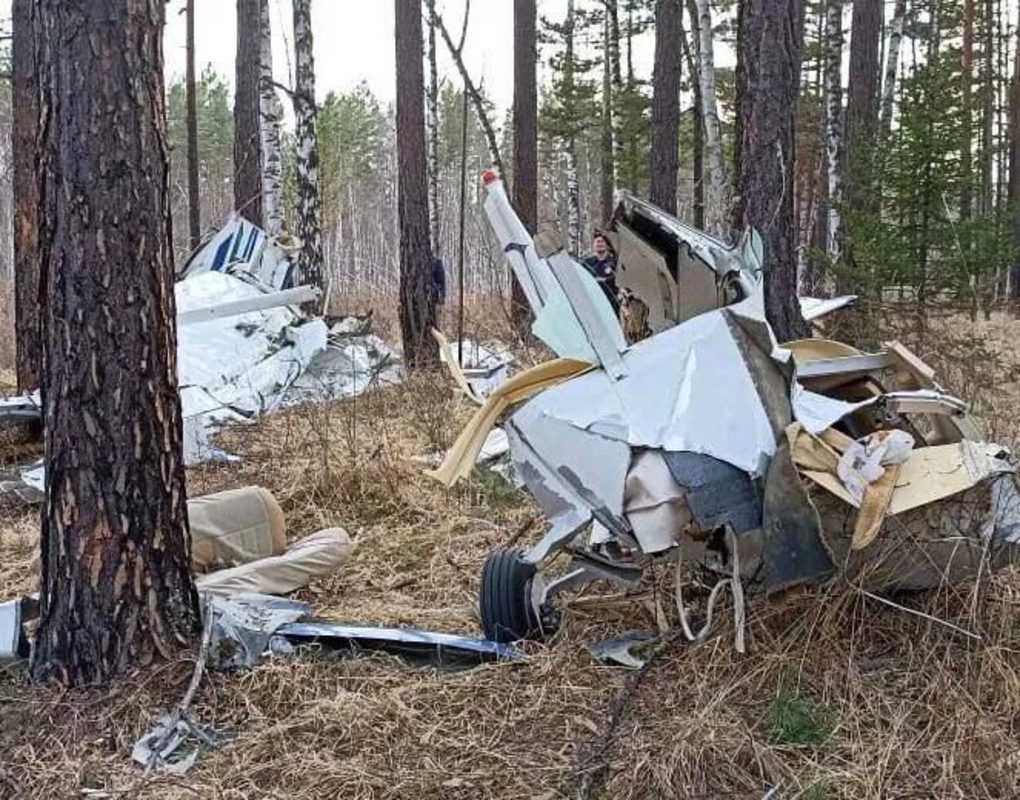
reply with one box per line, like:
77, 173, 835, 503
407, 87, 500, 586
234, 0, 262, 225
692, 0, 729, 233
879, 0, 907, 138
823, 0, 843, 261
259, 0, 284, 237
12, 0, 41, 393
32, 0, 200, 686
735, 0, 811, 342
650, 0, 682, 216
293, 0, 323, 296
395, 0, 437, 367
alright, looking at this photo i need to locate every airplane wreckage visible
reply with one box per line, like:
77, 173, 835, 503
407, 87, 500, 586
430, 171, 1020, 648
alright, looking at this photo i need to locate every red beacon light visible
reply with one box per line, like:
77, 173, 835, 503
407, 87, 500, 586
481, 169, 500, 186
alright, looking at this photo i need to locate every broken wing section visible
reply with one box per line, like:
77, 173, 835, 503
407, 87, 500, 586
482, 173, 627, 373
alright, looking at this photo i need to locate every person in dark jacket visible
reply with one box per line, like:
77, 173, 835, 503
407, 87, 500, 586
431, 256, 447, 309
582, 233, 619, 314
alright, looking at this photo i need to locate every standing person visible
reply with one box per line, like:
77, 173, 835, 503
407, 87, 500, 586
582, 232, 619, 313
431, 256, 447, 325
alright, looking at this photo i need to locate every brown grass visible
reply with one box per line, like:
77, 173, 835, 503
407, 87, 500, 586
1, 305, 1019, 799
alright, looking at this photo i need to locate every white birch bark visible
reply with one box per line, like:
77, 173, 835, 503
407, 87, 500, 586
824, 0, 844, 260
259, 0, 284, 236
293, 0, 323, 296
880, 0, 907, 137
693, 0, 729, 233
566, 141, 582, 256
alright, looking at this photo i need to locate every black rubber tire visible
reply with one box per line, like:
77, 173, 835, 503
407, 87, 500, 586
480, 547, 543, 643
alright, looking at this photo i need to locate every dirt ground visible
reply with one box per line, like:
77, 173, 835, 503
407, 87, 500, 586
1, 307, 1019, 799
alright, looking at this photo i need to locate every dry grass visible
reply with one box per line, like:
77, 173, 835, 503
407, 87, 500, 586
1, 306, 1020, 799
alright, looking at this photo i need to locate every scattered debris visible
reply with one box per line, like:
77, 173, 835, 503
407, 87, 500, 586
587, 631, 658, 669
433, 172, 1020, 648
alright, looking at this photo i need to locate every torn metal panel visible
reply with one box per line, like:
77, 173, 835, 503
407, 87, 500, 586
179, 213, 297, 290
276, 622, 520, 666
614, 221, 678, 334
799, 295, 858, 321
176, 284, 320, 326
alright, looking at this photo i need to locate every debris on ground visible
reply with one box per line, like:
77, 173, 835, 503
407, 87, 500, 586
432, 172, 1020, 649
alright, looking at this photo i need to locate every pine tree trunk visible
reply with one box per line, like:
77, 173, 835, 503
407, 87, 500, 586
600, 10, 616, 225
12, 0, 41, 393
650, 0, 682, 216
681, 15, 705, 228
293, 0, 323, 297
426, 3, 441, 255
879, 0, 907, 139
32, 0, 200, 686
259, 0, 283, 237
512, 0, 538, 325
823, 0, 843, 261
735, 0, 811, 342
234, 0, 262, 225
845, 0, 881, 217
564, 0, 582, 254
691, 0, 728, 233
395, 0, 437, 367
1009, 0, 1020, 309
185, 0, 201, 250
981, 0, 996, 217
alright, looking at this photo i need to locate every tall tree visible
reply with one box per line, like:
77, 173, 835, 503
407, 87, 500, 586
426, 1, 441, 255
689, 0, 729, 232
259, 0, 284, 236
600, 6, 617, 224
234, 0, 262, 224
562, 0, 583, 254
395, 0, 438, 367
293, 0, 324, 296
512, 0, 538, 324
185, 0, 201, 250
844, 0, 881, 223
32, 0, 200, 686
879, 0, 908, 139
649, 0, 682, 215
961, 0, 975, 225
735, 0, 812, 341
1009, 3, 1020, 308
821, 0, 843, 262
12, 0, 41, 393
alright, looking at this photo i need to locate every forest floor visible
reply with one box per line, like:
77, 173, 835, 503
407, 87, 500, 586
1, 304, 1019, 799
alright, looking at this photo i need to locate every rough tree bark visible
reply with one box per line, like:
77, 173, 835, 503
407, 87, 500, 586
426, 1, 441, 255
879, 0, 907, 138
1009, 1, 1020, 308
186, 0, 201, 250
680, 16, 705, 227
32, 0, 200, 686
690, 0, 728, 232
293, 0, 323, 297
822, 0, 843, 262
259, 0, 284, 237
12, 0, 41, 393
234, 0, 262, 225
844, 0, 881, 219
735, 0, 812, 342
600, 8, 617, 225
395, 0, 437, 367
512, 0, 538, 325
650, 0, 682, 216
560, 0, 583, 255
